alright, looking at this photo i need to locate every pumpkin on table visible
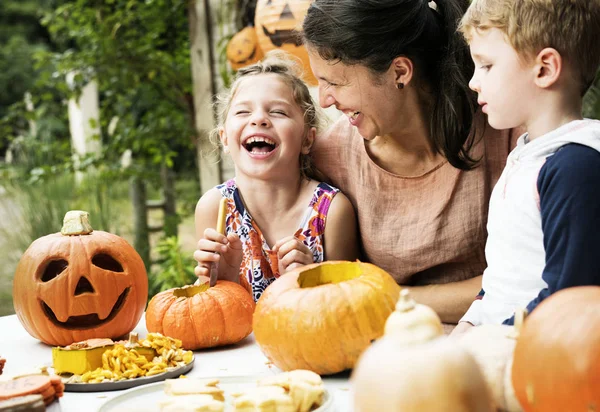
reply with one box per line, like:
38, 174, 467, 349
12, 211, 148, 347
455, 311, 525, 412
352, 336, 494, 412
145, 276, 255, 350
383, 288, 444, 344
511, 286, 600, 412
254, 0, 316, 85
253, 261, 401, 375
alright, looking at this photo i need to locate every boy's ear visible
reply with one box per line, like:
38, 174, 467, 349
390, 56, 414, 88
533, 47, 562, 89
302, 127, 317, 154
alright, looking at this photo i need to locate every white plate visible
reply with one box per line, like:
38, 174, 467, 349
97, 375, 335, 412
65, 357, 194, 392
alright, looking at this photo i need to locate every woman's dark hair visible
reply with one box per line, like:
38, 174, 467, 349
302, 0, 480, 170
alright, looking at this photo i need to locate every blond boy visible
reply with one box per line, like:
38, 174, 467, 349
453, 0, 600, 332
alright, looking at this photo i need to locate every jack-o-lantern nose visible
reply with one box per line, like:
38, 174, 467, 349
74, 276, 95, 295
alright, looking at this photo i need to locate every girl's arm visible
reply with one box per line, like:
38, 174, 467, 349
323, 193, 360, 261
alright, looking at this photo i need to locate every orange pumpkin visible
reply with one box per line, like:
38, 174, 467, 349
227, 26, 264, 71
12, 211, 148, 347
253, 261, 401, 375
145, 277, 255, 350
254, 0, 317, 85
512, 286, 600, 412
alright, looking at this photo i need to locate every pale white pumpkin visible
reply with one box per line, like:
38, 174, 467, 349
455, 310, 525, 412
352, 336, 494, 412
383, 289, 443, 345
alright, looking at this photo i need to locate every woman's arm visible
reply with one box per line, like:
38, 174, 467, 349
323, 192, 360, 261
405, 275, 483, 324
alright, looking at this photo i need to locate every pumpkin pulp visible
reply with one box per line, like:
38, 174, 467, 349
297, 262, 362, 288
173, 284, 210, 298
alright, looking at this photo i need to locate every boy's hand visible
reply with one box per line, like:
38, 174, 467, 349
193, 229, 243, 283
274, 236, 313, 274
449, 321, 474, 337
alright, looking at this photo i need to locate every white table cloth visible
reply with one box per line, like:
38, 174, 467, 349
0, 315, 353, 411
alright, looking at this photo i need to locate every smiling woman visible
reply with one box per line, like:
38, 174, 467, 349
12, 211, 148, 347
303, 0, 520, 324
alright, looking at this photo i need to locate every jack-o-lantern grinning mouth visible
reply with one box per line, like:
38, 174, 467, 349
261, 25, 302, 48
40, 287, 130, 330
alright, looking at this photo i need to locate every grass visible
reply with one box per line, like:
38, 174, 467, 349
0, 173, 199, 317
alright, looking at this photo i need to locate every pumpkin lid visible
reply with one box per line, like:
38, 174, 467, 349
61, 210, 93, 236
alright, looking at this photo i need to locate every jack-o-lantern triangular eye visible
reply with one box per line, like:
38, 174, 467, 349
279, 3, 295, 19
92, 254, 124, 273
41, 259, 68, 282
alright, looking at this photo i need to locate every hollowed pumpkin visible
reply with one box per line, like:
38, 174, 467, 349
227, 26, 264, 71
253, 261, 401, 375
512, 286, 600, 412
254, 0, 317, 85
12, 211, 148, 347
145, 277, 255, 350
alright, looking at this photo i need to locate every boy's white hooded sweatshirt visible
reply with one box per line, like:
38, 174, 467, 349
461, 119, 600, 325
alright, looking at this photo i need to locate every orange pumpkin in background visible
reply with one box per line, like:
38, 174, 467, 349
226, 26, 264, 71
253, 261, 401, 375
254, 0, 316, 84
145, 276, 255, 350
12, 211, 148, 347
511, 286, 600, 412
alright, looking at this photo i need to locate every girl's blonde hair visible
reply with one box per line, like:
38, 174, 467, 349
213, 51, 322, 178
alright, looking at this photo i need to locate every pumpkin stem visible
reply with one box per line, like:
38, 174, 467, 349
395, 289, 416, 312
513, 307, 527, 336
61, 210, 93, 235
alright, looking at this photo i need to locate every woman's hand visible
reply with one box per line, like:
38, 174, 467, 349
193, 228, 243, 283
449, 321, 474, 337
274, 236, 313, 274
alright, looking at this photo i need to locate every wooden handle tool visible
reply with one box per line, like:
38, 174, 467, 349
209, 198, 228, 287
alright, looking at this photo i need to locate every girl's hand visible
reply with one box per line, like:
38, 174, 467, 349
449, 321, 474, 337
193, 229, 243, 283
274, 236, 313, 274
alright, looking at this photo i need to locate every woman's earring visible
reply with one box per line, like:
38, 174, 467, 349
397, 82, 404, 90
223, 146, 230, 154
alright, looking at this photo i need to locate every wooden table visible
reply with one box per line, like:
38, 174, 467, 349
0, 315, 352, 411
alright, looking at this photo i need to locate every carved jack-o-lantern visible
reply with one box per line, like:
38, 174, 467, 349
12, 211, 148, 346
227, 26, 264, 71
254, 0, 317, 85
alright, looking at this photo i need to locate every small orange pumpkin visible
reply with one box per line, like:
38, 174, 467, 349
254, 0, 317, 85
227, 26, 264, 71
253, 261, 401, 375
12, 211, 148, 347
145, 277, 255, 350
512, 286, 600, 412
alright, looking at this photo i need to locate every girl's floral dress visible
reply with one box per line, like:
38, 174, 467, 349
217, 179, 340, 302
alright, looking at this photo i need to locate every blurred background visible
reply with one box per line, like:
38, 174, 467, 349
0, 0, 598, 316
